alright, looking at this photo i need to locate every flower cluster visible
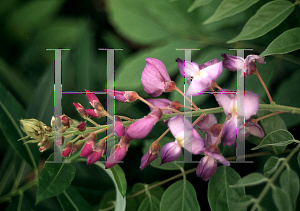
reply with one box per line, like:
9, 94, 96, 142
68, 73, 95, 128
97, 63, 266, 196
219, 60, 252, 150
19, 53, 266, 181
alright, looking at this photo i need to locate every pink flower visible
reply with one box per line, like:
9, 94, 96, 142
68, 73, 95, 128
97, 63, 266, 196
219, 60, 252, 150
73, 103, 88, 119
85, 90, 104, 111
87, 139, 106, 165
244, 55, 265, 77
114, 116, 125, 137
146, 98, 180, 115
196, 156, 217, 181
176, 58, 222, 96
141, 58, 175, 97
86, 109, 105, 118
77, 121, 86, 132
125, 108, 162, 140
62, 142, 73, 157
80, 133, 96, 157
106, 89, 138, 102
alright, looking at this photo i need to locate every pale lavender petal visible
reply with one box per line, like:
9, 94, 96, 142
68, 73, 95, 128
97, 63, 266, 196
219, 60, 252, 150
242, 91, 259, 120
196, 114, 218, 133
168, 115, 188, 138
203, 145, 230, 166
160, 141, 182, 164
222, 118, 237, 146
200, 61, 223, 82
147, 98, 172, 114
215, 89, 236, 116
221, 53, 244, 72
196, 156, 217, 181
176, 58, 199, 78
185, 74, 210, 96
199, 58, 218, 69
246, 120, 264, 138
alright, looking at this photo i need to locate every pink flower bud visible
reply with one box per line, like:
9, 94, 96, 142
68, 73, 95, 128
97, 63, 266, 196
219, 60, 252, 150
221, 53, 244, 72
62, 142, 73, 157
56, 115, 71, 128
141, 58, 175, 97
196, 156, 217, 181
87, 139, 106, 165
114, 116, 125, 137
77, 121, 86, 132
71, 141, 84, 153
85, 90, 104, 111
106, 89, 138, 102
125, 108, 162, 140
73, 103, 88, 119
105, 135, 131, 169
160, 141, 182, 164
140, 142, 160, 170
80, 133, 96, 157
86, 109, 105, 118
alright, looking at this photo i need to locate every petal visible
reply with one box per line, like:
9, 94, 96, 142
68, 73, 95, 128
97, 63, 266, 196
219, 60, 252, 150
196, 156, 217, 181
147, 98, 172, 114
183, 129, 204, 154
105, 145, 128, 169
215, 89, 236, 116
196, 114, 218, 133
168, 115, 193, 138
160, 141, 182, 164
176, 58, 199, 78
199, 58, 218, 69
203, 145, 230, 166
221, 53, 244, 72
185, 75, 210, 96
140, 149, 159, 170
246, 120, 264, 138
242, 91, 259, 120
200, 61, 223, 82
222, 118, 237, 146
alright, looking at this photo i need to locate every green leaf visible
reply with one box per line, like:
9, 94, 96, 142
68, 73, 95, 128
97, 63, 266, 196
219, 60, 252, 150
208, 167, 245, 211
160, 180, 200, 211
187, 0, 213, 13
272, 187, 293, 211
138, 196, 160, 211
57, 187, 93, 211
260, 27, 300, 57
273, 70, 300, 128
263, 156, 282, 177
36, 154, 76, 204
203, 0, 258, 24
143, 137, 184, 170
132, 182, 164, 203
235, 195, 255, 211
0, 82, 39, 169
228, 0, 294, 43
251, 129, 295, 150
231, 173, 267, 187
6, 194, 32, 211
279, 169, 299, 209
110, 164, 127, 198
93, 162, 126, 211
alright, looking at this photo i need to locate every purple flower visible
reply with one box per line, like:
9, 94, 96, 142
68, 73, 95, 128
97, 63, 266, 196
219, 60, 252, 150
141, 58, 175, 97
176, 58, 222, 96
125, 108, 162, 140
106, 89, 138, 102
196, 114, 221, 146
140, 142, 160, 170
105, 135, 131, 169
203, 145, 230, 166
196, 156, 217, 181
244, 55, 265, 77
160, 141, 182, 164
215, 89, 261, 145
80, 133, 96, 157
146, 98, 180, 115
221, 53, 244, 72
85, 90, 104, 111
245, 119, 264, 139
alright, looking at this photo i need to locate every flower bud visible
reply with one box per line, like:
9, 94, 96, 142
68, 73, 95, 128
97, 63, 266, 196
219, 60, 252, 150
85, 90, 104, 111
62, 142, 73, 157
221, 53, 244, 72
86, 109, 106, 118
87, 139, 106, 165
160, 141, 182, 165
106, 89, 138, 102
77, 121, 86, 132
72, 141, 84, 153
80, 133, 96, 157
73, 103, 88, 119
244, 55, 266, 77
20, 119, 45, 142
141, 58, 175, 97
56, 115, 71, 128
125, 108, 162, 140
39, 140, 53, 152
196, 156, 217, 181
55, 136, 65, 146
105, 135, 131, 169
140, 142, 160, 170
79, 133, 90, 140
114, 116, 125, 137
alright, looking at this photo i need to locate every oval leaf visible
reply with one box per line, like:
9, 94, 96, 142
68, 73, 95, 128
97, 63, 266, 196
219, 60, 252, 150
204, 0, 258, 24
263, 156, 282, 177
231, 173, 267, 187
187, 0, 213, 13
279, 169, 299, 209
272, 187, 293, 211
251, 129, 294, 150
138, 196, 160, 211
160, 180, 200, 211
57, 187, 93, 211
0, 82, 39, 169
208, 166, 245, 211
36, 154, 76, 204
228, 0, 294, 43
260, 27, 300, 57
110, 164, 127, 198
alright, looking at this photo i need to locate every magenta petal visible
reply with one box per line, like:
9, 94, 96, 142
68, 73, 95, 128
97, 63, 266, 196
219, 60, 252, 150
105, 145, 128, 169
140, 149, 158, 170
87, 150, 104, 165
126, 108, 162, 139
222, 118, 237, 146
215, 89, 236, 116
80, 133, 96, 157
86, 109, 102, 118
196, 156, 217, 181
246, 120, 264, 138
242, 91, 259, 120
146, 98, 173, 114
160, 141, 182, 164
176, 58, 199, 78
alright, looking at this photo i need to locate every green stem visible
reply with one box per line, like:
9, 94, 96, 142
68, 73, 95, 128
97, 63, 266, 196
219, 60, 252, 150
250, 143, 300, 211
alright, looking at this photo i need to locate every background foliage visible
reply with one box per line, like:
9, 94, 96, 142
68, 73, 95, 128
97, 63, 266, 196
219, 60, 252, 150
0, 0, 300, 210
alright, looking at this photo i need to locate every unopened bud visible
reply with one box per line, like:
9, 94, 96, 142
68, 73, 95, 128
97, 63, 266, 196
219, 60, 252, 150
86, 109, 106, 118
73, 103, 88, 119
140, 142, 160, 170
80, 133, 96, 157
77, 121, 86, 132
72, 141, 84, 153
85, 90, 104, 111
106, 89, 138, 102
62, 142, 73, 157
